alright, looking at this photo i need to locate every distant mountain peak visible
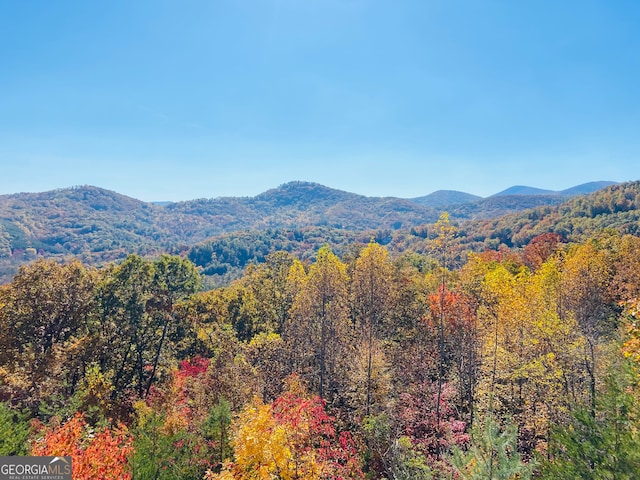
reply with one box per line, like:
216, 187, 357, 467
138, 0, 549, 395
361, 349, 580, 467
493, 185, 556, 196
492, 182, 617, 197
278, 180, 325, 188
559, 181, 617, 196
256, 181, 362, 206
411, 190, 482, 208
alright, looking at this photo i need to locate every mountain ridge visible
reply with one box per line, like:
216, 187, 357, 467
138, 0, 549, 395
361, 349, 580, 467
493, 185, 556, 196
492, 181, 617, 197
1, 180, 616, 205
0, 179, 624, 284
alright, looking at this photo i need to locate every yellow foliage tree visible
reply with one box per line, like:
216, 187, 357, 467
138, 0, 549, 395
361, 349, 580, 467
350, 241, 396, 418
465, 254, 588, 454
206, 377, 363, 480
285, 246, 353, 402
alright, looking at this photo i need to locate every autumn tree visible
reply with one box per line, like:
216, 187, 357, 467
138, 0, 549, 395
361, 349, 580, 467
398, 381, 468, 472
362, 413, 433, 479
622, 299, 640, 373
32, 413, 133, 480
175, 288, 236, 358
173, 287, 265, 411
350, 240, 396, 418
560, 241, 617, 415
0, 259, 97, 410
386, 265, 433, 380
96, 254, 200, 402
425, 287, 479, 427
285, 245, 354, 403
431, 213, 458, 456
610, 234, 640, 303
165, 302, 259, 415
187, 252, 294, 345
206, 376, 364, 480
464, 253, 586, 454
245, 332, 290, 402
521, 232, 564, 271
237, 251, 297, 336
345, 339, 393, 431
131, 356, 223, 479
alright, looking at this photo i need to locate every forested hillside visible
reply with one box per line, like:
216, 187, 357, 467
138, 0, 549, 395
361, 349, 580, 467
185, 182, 640, 287
0, 185, 167, 259
0, 180, 624, 285
2, 222, 640, 478
460, 180, 640, 247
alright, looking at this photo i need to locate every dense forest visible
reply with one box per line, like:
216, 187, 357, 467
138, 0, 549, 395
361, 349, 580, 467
0, 180, 619, 284
185, 181, 640, 287
2, 207, 640, 477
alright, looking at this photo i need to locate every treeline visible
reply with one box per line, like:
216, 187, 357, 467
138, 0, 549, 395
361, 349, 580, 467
186, 226, 395, 288
459, 180, 640, 249
187, 182, 640, 288
3, 181, 640, 288
1, 221, 640, 478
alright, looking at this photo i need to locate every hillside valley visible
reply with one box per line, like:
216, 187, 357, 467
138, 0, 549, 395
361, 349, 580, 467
0, 179, 630, 284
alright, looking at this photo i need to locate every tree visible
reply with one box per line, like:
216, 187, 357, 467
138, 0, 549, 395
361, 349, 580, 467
96, 254, 200, 401
463, 254, 586, 455
206, 376, 364, 480
398, 381, 468, 473
32, 413, 133, 480
538, 301, 640, 478
245, 332, 290, 402
425, 287, 479, 428
204, 399, 233, 474
97, 255, 155, 400
622, 299, 640, 372
131, 356, 220, 479
175, 289, 235, 359
0, 401, 30, 455
363, 413, 434, 480
345, 337, 393, 428
350, 241, 396, 417
285, 246, 353, 403
238, 251, 297, 336
560, 241, 616, 415
145, 255, 201, 396
521, 232, 564, 271
431, 213, 458, 454
0, 259, 97, 410
132, 403, 218, 480
449, 415, 534, 480
610, 234, 640, 303
542, 364, 640, 479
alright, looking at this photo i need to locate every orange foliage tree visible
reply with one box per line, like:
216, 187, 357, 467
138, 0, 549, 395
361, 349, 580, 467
32, 414, 133, 480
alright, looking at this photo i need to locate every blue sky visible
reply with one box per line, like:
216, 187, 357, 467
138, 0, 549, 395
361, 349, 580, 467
1, 1, 639, 201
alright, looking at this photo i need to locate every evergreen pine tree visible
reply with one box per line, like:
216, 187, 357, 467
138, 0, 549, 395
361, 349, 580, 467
449, 415, 534, 480
542, 364, 640, 479
0, 401, 30, 455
